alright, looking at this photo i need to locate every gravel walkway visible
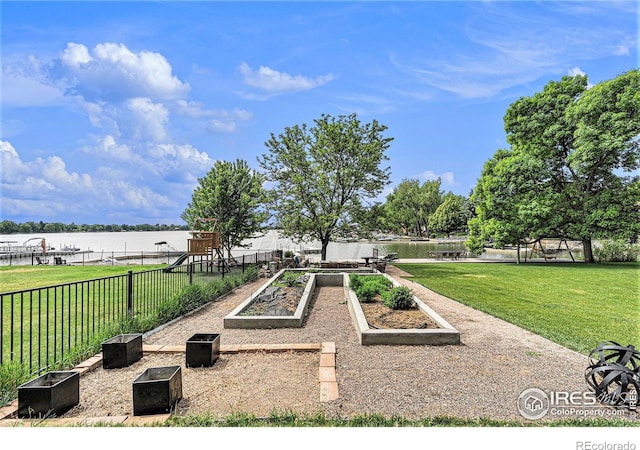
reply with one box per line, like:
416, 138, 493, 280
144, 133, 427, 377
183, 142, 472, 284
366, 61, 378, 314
62, 265, 636, 423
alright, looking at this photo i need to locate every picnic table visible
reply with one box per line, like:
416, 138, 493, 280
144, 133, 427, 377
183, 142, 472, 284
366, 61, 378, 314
428, 250, 466, 260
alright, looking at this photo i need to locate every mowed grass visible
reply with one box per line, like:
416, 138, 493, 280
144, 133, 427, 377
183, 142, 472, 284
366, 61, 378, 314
0, 265, 168, 293
395, 262, 639, 355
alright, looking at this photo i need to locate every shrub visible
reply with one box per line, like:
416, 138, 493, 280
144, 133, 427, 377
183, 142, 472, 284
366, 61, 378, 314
593, 240, 640, 263
349, 273, 363, 291
351, 274, 393, 303
356, 283, 380, 303
274, 270, 305, 287
382, 286, 414, 310
243, 265, 259, 282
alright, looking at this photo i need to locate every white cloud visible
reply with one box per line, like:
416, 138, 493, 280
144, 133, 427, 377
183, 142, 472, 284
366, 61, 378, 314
58, 42, 190, 102
86, 135, 133, 161
613, 45, 630, 56
0, 139, 198, 222
148, 143, 213, 182
60, 42, 93, 67
124, 97, 169, 142
238, 62, 334, 95
422, 170, 456, 186
1, 140, 93, 204
208, 109, 254, 133
1, 55, 66, 107
175, 101, 253, 133
391, 3, 637, 99
568, 67, 586, 77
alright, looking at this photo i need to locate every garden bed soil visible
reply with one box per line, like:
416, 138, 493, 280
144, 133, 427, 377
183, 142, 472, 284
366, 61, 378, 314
239, 286, 304, 316
360, 298, 439, 329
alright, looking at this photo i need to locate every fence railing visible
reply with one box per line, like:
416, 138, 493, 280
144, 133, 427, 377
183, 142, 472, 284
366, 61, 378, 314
0, 251, 274, 375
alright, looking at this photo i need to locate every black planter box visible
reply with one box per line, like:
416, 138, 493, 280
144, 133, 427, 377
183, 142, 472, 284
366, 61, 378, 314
132, 365, 182, 416
102, 333, 143, 369
18, 371, 80, 418
186, 333, 221, 368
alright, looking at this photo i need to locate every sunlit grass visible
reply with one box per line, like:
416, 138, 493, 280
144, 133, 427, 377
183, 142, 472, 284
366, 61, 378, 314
0, 265, 168, 293
395, 262, 639, 355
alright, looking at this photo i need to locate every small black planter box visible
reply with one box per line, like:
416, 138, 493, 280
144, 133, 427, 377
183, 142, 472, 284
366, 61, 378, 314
186, 333, 221, 368
18, 371, 79, 418
132, 365, 182, 416
102, 333, 143, 369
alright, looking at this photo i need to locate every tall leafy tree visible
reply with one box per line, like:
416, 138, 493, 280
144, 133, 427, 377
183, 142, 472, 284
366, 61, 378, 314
430, 193, 468, 237
467, 150, 560, 261
258, 113, 392, 260
384, 179, 422, 235
181, 159, 268, 257
471, 70, 640, 262
419, 179, 444, 237
384, 178, 443, 237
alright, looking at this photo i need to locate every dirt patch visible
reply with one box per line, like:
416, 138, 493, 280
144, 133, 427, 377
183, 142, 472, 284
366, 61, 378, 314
360, 298, 439, 329
62, 351, 323, 419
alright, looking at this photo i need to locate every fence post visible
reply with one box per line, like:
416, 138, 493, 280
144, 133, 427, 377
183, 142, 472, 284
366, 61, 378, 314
242, 254, 245, 273
189, 262, 193, 284
127, 270, 134, 317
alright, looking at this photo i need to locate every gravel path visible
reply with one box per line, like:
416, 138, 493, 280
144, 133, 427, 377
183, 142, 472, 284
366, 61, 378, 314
63, 265, 636, 423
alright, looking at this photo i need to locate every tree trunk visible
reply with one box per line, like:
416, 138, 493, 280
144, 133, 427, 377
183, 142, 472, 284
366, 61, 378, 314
321, 236, 330, 261
516, 242, 521, 264
582, 239, 594, 263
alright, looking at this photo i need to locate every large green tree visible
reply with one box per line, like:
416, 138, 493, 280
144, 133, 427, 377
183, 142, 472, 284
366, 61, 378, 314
258, 113, 393, 260
429, 193, 469, 237
384, 179, 422, 235
467, 150, 561, 261
384, 178, 443, 237
181, 159, 268, 257
470, 70, 640, 262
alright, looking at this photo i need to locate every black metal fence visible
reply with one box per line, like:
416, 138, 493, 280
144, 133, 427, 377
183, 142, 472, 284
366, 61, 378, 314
0, 251, 274, 375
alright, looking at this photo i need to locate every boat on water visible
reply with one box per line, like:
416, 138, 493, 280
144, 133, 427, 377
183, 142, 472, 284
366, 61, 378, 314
374, 234, 399, 241
0, 237, 53, 254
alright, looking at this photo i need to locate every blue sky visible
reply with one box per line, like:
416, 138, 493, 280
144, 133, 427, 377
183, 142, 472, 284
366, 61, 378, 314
1, 1, 638, 225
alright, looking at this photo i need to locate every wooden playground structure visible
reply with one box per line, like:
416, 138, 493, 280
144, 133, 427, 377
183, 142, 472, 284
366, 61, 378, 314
186, 218, 230, 272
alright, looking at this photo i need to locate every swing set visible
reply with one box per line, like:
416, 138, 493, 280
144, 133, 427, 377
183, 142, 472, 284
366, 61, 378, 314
522, 238, 575, 262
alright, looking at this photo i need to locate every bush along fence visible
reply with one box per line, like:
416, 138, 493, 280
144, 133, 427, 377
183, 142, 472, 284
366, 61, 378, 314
0, 252, 271, 397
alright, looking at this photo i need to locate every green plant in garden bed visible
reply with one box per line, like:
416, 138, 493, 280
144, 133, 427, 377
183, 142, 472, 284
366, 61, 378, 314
272, 270, 306, 288
349, 274, 393, 303
382, 285, 414, 310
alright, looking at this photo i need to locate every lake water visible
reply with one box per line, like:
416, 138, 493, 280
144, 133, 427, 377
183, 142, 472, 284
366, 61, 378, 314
0, 229, 582, 266
0, 230, 471, 266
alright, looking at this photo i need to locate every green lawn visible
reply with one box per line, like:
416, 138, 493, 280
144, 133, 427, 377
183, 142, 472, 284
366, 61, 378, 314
0, 265, 168, 293
395, 262, 639, 355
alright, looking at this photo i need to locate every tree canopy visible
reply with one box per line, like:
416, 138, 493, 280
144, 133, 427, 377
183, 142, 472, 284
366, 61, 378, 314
384, 178, 444, 237
468, 69, 640, 262
258, 113, 392, 260
181, 159, 268, 257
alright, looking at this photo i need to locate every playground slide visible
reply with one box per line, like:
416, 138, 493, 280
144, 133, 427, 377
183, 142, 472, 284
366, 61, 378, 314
163, 253, 189, 272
